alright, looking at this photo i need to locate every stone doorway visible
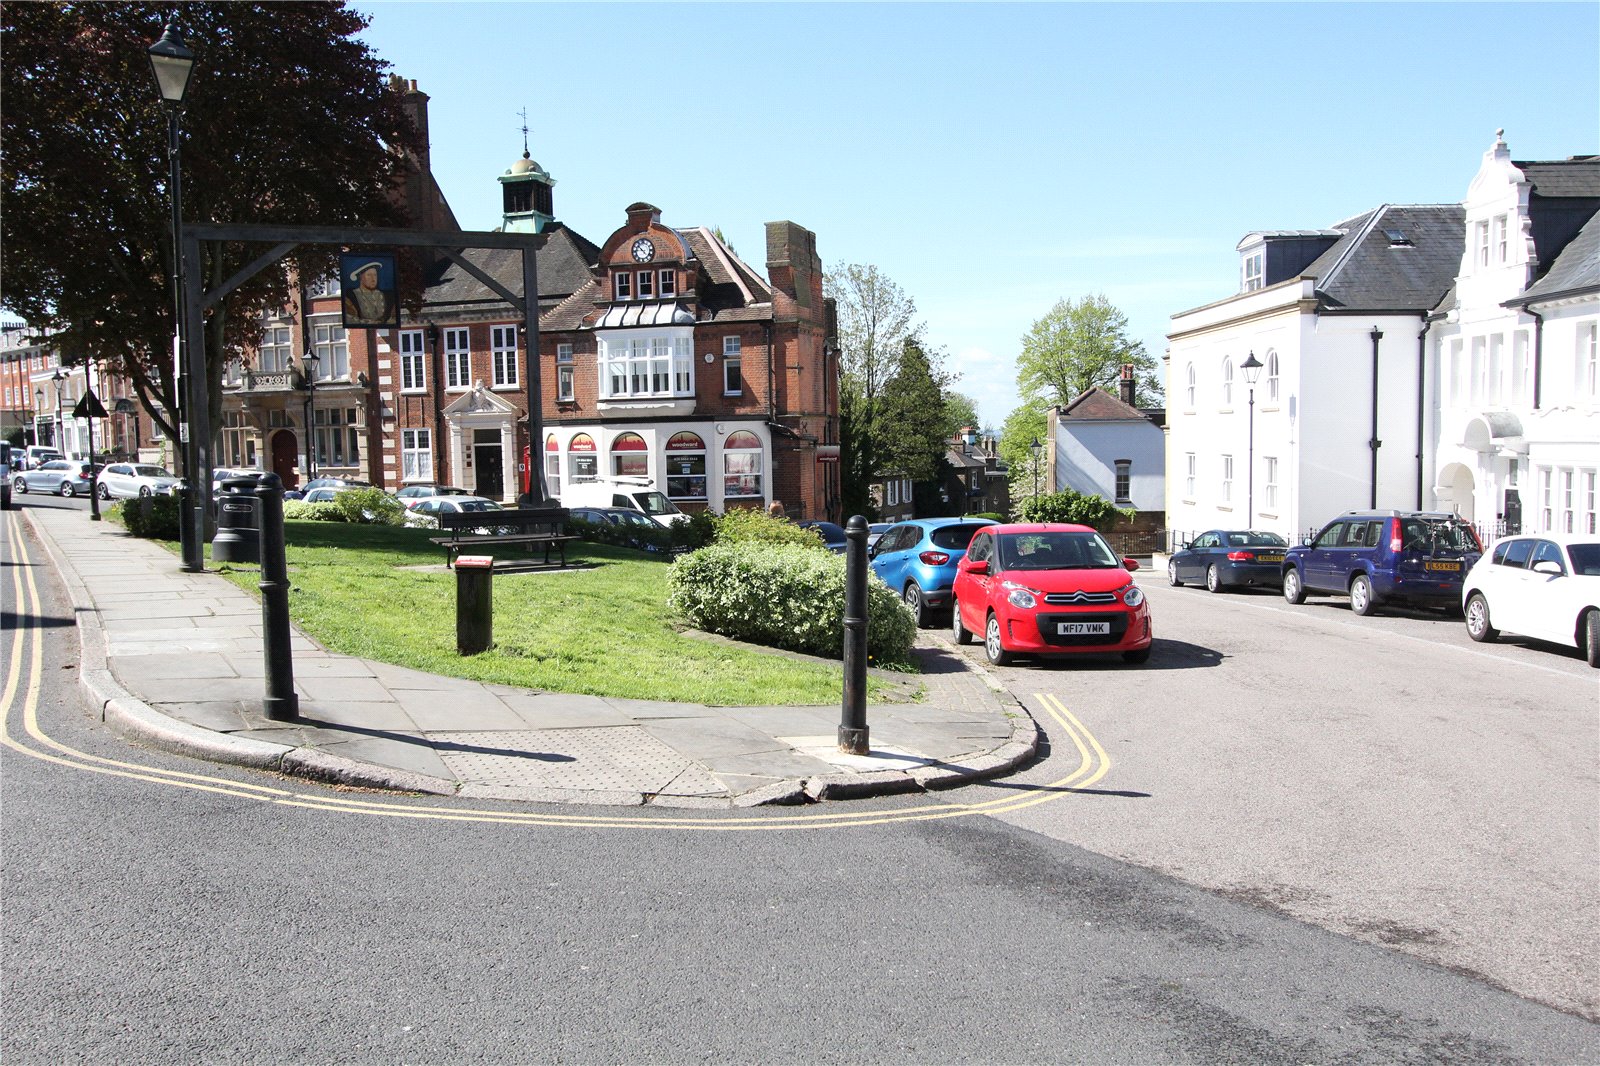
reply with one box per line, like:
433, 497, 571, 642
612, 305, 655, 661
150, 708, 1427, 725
474, 430, 504, 500
270, 429, 300, 488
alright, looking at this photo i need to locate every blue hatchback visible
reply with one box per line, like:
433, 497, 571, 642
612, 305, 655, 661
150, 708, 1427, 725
869, 517, 997, 627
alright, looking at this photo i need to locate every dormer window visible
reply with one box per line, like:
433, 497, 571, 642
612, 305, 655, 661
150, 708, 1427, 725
615, 271, 632, 300
1242, 252, 1263, 292
1476, 221, 1490, 268
638, 270, 654, 299
1494, 214, 1508, 263
659, 269, 676, 298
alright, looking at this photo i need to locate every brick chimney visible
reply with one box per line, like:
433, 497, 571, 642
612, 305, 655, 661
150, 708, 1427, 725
1119, 363, 1136, 407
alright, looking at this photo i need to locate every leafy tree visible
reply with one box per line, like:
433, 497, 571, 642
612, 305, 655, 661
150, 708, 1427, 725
998, 401, 1050, 514
940, 390, 982, 444
1016, 294, 1161, 408
1, 2, 421, 459
874, 338, 951, 483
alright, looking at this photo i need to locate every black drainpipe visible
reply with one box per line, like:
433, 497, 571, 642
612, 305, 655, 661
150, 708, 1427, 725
427, 322, 444, 483
763, 321, 776, 423
1528, 306, 1545, 410
1369, 325, 1383, 509
1415, 317, 1430, 510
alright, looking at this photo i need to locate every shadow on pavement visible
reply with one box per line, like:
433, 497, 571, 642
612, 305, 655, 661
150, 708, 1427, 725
293, 716, 577, 761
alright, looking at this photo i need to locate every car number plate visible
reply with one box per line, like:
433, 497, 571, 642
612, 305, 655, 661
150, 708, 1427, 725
1258, 554, 1284, 563
1058, 622, 1110, 635
1425, 561, 1460, 572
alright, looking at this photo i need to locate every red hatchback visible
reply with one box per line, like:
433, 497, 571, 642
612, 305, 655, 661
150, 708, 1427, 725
951, 523, 1152, 666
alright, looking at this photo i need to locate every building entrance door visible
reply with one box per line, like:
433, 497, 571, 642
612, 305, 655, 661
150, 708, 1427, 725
474, 430, 503, 499
270, 429, 300, 488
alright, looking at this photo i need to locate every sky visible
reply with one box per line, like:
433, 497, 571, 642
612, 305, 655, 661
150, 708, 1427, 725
353, 2, 1599, 431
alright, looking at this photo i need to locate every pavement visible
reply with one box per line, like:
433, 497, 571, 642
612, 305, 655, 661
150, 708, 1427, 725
20, 506, 1038, 808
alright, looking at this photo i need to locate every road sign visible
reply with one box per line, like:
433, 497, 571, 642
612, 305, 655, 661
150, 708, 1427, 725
73, 390, 109, 420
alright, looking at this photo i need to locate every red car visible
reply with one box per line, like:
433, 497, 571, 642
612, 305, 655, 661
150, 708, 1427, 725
951, 523, 1152, 666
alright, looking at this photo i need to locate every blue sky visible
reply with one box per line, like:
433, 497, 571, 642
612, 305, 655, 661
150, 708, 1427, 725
355, 2, 1598, 430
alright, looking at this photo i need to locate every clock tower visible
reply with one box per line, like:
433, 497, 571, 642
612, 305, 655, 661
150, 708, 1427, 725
498, 150, 556, 233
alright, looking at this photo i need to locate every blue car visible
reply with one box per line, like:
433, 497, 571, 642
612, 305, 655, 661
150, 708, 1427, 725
1168, 529, 1289, 592
869, 517, 997, 627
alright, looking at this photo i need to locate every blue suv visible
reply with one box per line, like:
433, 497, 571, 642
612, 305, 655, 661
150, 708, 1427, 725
869, 517, 996, 627
1282, 510, 1482, 616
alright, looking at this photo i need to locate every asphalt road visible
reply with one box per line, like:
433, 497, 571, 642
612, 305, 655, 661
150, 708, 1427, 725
4, 502, 1598, 1063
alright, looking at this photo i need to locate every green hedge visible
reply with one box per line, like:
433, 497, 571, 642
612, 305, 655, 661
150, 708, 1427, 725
667, 541, 916, 666
283, 488, 405, 525
109, 495, 181, 540
1020, 489, 1135, 531
712, 508, 830, 549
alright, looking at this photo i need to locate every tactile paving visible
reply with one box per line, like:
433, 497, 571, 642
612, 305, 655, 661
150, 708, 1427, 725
431, 727, 725, 796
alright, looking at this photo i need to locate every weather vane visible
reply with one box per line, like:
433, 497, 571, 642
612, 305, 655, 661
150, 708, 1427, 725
518, 108, 530, 158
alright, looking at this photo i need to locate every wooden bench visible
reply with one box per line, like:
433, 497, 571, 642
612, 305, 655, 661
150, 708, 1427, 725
429, 506, 576, 568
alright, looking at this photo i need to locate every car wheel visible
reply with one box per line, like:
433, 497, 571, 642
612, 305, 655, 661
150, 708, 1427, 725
1464, 593, 1498, 643
1122, 647, 1151, 664
14, 476, 28, 495
1167, 559, 1182, 587
1206, 564, 1224, 594
1350, 574, 1378, 616
98, 483, 112, 500
1282, 567, 1305, 605
951, 596, 973, 645
1585, 611, 1600, 669
984, 613, 1013, 666
904, 582, 932, 628
138, 486, 152, 497
60, 481, 75, 497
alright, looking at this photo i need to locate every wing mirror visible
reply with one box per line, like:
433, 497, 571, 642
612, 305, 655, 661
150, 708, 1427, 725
959, 557, 989, 575
1123, 557, 1140, 572
1531, 560, 1564, 577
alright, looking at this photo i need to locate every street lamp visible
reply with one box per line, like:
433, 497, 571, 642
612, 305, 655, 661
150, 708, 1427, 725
149, 17, 199, 569
1029, 436, 1043, 500
1240, 351, 1264, 525
113, 397, 142, 458
302, 350, 319, 483
51, 368, 65, 455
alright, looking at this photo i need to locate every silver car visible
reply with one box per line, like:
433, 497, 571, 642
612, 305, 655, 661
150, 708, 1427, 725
98, 462, 181, 499
13, 459, 97, 497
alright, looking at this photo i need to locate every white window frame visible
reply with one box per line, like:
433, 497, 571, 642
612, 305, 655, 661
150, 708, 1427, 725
260, 325, 293, 373
1584, 324, 1598, 400
546, 439, 561, 497
1184, 452, 1196, 498
1242, 252, 1263, 292
1221, 454, 1233, 503
1540, 467, 1553, 531
615, 272, 632, 300
444, 327, 471, 390
314, 406, 361, 468
1113, 460, 1131, 504
1184, 363, 1195, 409
1220, 357, 1233, 407
1266, 351, 1280, 404
659, 270, 676, 298
311, 320, 348, 380
401, 427, 432, 482
724, 335, 743, 396
399, 329, 426, 393
1494, 214, 1508, 264
491, 325, 519, 388
1476, 220, 1490, 268
556, 343, 575, 402
665, 433, 707, 501
722, 433, 763, 499
637, 270, 654, 299
1264, 456, 1279, 510
1563, 469, 1575, 534
1586, 471, 1597, 535
598, 329, 693, 400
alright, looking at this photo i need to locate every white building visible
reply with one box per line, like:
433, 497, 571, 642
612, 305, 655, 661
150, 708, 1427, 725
1046, 376, 1165, 516
1165, 132, 1599, 543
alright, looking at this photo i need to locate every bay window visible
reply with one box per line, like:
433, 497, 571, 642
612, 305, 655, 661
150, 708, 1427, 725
598, 328, 693, 400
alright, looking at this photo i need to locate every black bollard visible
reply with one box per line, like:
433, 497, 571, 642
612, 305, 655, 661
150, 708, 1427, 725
839, 514, 870, 755
256, 473, 298, 721
456, 555, 494, 655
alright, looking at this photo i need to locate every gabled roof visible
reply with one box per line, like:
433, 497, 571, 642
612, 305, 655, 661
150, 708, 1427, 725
1060, 386, 1151, 422
680, 228, 773, 302
1304, 204, 1465, 312
1514, 210, 1600, 303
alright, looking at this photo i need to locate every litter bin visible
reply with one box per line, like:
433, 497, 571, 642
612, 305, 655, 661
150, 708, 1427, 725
212, 474, 262, 563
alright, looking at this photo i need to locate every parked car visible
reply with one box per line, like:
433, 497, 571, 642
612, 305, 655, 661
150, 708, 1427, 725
286, 476, 373, 502
22, 446, 64, 470
0, 441, 11, 509
1281, 511, 1482, 615
404, 495, 504, 528
951, 523, 1152, 666
1462, 534, 1600, 667
13, 459, 97, 497
1168, 530, 1289, 592
870, 517, 997, 626
210, 467, 260, 501
98, 462, 180, 499
867, 522, 893, 550
395, 484, 471, 508
558, 476, 687, 527
798, 520, 848, 553
568, 505, 667, 551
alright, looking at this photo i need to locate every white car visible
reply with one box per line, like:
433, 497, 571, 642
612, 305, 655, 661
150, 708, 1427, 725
1462, 533, 1600, 667
98, 463, 181, 499
404, 495, 504, 528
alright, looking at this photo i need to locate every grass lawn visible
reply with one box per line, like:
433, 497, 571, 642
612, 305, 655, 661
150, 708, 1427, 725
206, 521, 904, 706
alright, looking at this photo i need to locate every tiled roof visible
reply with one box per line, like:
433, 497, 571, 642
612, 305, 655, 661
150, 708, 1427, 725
1060, 386, 1147, 421
420, 223, 600, 311
1515, 157, 1600, 198
1517, 210, 1600, 301
1309, 204, 1465, 312
541, 280, 601, 331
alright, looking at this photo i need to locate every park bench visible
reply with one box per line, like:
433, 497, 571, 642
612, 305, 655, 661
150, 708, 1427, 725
429, 506, 576, 568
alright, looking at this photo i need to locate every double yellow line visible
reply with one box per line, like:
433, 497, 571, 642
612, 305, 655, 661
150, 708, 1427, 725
2, 512, 1111, 832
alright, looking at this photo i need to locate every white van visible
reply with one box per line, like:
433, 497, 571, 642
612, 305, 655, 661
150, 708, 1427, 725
557, 476, 687, 528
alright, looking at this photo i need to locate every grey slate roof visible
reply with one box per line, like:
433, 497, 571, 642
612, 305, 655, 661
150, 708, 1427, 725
420, 223, 601, 313
1515, 157, 1600, 198
1305, 204, 1465, 312
1516, 210, 1600, 302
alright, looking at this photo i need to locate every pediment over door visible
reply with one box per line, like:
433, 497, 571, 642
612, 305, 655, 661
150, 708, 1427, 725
442, 381, 519, 418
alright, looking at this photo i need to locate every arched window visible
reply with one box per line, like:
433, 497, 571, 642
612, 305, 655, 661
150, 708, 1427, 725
545, 433, 560, 495
665, 431, 707, 499
722, 430, 763, 499
1221, 357, 1234, 406
1266, 351, 1280, 403
611, 432, 648, 477
569, 432, 597, 481
1185, 363, 1196, 408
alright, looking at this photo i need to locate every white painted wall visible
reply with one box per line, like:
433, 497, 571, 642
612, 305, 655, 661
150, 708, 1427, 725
1054, 419, 1165, 511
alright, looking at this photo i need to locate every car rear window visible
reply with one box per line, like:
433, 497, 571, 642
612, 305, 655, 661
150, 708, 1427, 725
930, 524, 989, 551
1402, 518, 1479, 553
1569, 544, 1600, 576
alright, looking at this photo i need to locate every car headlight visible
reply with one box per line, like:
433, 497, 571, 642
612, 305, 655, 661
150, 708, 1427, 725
1003, 581, 1038, 610
1122, 585, 1144, 607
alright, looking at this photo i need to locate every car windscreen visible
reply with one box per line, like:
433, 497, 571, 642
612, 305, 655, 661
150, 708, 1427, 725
132, 466, 171, 478
458, 501, 502, 512
998, 531, 1121, 570
1567, 543, 1600, 576
930, 524, 990, 551
632, 491, 679, 516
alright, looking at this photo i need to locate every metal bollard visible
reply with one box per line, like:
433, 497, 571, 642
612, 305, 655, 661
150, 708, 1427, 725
456, 555, 494, 655
839, 514, 870, 755
212, 474, 262, 564
256, 473, 298, 720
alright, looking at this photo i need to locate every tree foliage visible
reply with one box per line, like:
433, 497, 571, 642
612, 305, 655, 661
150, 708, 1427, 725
998, 400, 1049, 514
1016, 294, 1161, 408
1, 2, 421, 451
873, 338, 951, 483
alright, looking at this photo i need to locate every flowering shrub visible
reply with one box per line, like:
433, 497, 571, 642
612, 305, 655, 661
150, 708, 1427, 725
668, 541, 916, 665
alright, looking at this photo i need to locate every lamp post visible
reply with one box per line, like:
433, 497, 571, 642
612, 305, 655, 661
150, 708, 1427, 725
33, 388, 45, 447
1240, 351, 1264, 525
51, 369, 65, 456
302, 351, 319, 483
1029, 435, 1043, 501
148, 18, 198, 569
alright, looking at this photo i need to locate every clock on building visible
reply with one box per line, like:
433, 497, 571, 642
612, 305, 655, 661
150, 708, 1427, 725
630, 237, 655, 263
